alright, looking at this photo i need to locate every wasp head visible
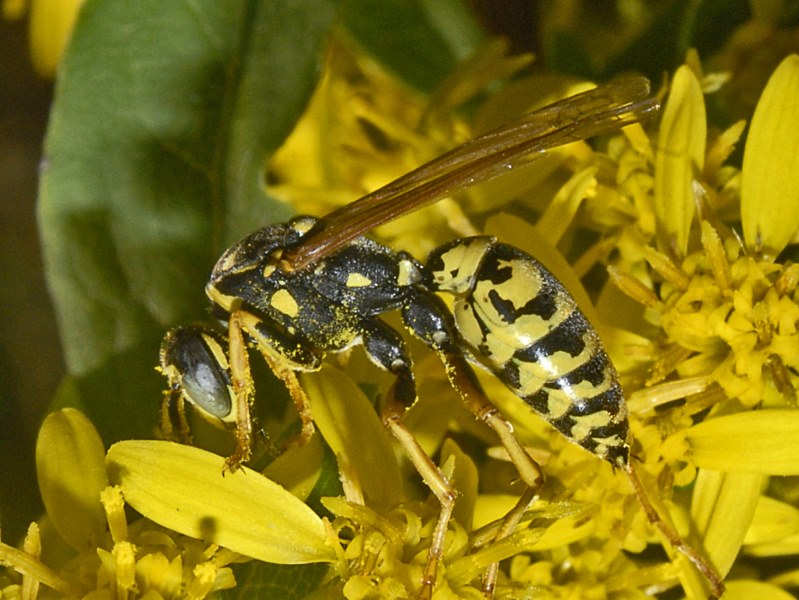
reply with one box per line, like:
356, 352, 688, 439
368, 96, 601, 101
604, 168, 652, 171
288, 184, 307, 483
205, 216, 317, 315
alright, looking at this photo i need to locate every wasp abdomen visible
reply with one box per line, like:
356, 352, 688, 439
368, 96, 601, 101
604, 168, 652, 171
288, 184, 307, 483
427, 237, 629, 465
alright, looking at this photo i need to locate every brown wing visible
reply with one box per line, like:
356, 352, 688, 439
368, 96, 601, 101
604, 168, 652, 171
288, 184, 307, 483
283, 76, 659, 271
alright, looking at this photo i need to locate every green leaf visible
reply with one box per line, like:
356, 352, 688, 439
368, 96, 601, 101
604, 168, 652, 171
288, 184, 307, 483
340, 0, 484, 92
37, 0, 338, 446
39, 0, 338, 380
223, 562, 329, 600
49, 343, 164, 444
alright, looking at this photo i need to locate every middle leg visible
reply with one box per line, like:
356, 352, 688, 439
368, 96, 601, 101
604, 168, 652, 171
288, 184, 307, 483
401, 291, 546, 595
362, 320, 457, 599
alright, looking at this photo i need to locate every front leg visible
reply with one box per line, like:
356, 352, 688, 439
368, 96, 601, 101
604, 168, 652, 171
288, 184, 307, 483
246, 314, 322, 447
225, 310, 323, 471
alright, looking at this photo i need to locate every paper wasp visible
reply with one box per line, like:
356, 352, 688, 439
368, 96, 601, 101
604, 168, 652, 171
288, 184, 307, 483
159, 77, 724, 598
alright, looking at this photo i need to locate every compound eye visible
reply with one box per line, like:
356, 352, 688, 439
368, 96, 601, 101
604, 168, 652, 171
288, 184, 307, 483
163, 328, 234, 423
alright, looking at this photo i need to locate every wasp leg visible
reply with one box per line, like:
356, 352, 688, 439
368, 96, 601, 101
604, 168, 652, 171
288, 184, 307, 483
481, 486, 537, 597
402, 292, 545, 595
222, 312, 256, 470
226, 311, 322, 470
436, 350, 547, 597
247, 320, 320, 447
160, 384, 191, 444
402, 292, 545, 491
624, 460, 725, 599
362, 321, 457, 600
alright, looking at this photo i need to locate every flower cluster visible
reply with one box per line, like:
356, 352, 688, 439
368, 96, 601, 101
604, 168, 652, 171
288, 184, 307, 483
7, 17, 799, 600
1, 410, 238, 600
262, 43, 799, 597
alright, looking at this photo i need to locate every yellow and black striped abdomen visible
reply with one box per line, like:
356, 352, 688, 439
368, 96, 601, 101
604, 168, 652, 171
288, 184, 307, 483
427, 237, 629, 466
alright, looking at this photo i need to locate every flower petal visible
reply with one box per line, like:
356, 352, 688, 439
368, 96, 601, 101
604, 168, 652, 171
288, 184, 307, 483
746, 531, 799, 557
654, 65, 706, 256
440, 439, 478, 530
106, 440, 337, 564
28, 0, 83, 77
684, 409, 799, 474
691, 469, 763, 575
743, 496, 799, 546
533, 165, 598, 248
741, 54, 799, 258
262, 432, 324, 501
35, 408, 108, 550
722, 579, 796, 600
300, 365, 403, 507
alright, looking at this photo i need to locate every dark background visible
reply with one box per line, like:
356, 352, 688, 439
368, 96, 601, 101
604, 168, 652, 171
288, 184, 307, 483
0, 16, 59, 540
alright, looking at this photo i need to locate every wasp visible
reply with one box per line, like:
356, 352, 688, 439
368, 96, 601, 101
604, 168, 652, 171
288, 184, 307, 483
159, 77, 724, 598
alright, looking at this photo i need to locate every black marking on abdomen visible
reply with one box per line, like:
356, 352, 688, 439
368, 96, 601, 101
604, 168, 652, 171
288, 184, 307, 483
487, 286, 559, 324
513, 310, 589, 364
544, 351, 609, 389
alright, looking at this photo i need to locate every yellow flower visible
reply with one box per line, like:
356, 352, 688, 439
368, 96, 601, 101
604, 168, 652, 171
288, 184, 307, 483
612, 56, 799, 413
608, 55, 799, 596
263, 44, 799, 597
3, 0, 83, 77
1, 409, 239, 599
264, 40, 728, 597
108, 365, 605, 599
18, 39, 799, 600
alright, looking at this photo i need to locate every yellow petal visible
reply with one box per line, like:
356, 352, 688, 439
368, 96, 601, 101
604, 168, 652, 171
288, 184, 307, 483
0, 524, 75, 595
743, 496, 799, 546
741, 54, 799, 258
769, 566, 799, 589
300, 365, 402, 507
36, 408, 108, 551
534, 165, 598, 248
691, 469, 764, 576
722, 579, 796, 600
28, 0, 84, 77
262, 432, 324, 501
106, 440, 337, 564
704, 119, 746, 178
526, 511, 595, 550
440, 439, 478, 530
746, 530, 799, 557
685, 409, 799, 474
654, 65, 706, 256
472, 494, 521, 530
